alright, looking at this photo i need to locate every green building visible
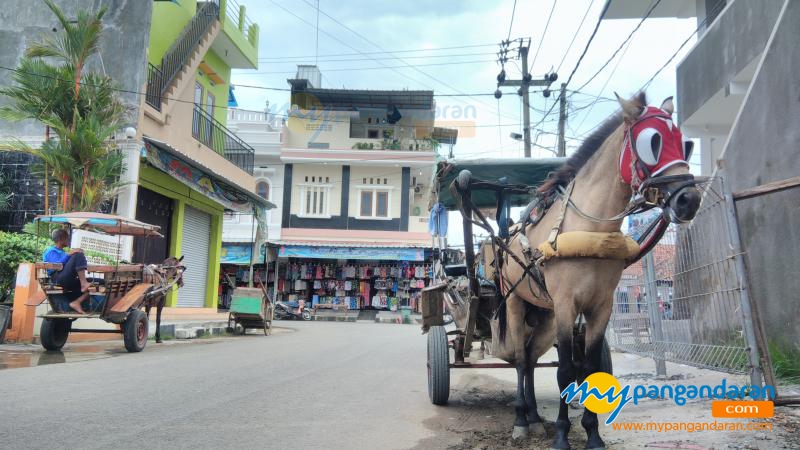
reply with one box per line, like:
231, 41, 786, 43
127, 0, 271, 309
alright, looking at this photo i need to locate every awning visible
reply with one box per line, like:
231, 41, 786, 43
277, 243, 425, 261
143, 137, 275, 212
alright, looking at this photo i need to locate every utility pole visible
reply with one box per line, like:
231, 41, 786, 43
557, 83, 567, 157
495, 38, 558, 158
520, 46, 532, 157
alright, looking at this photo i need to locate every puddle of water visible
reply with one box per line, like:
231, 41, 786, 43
0, 343, 124, 369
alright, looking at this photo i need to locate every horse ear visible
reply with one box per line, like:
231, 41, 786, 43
615, 92, 645, 123
178, 255, 184, 262
660, 96, 675, 115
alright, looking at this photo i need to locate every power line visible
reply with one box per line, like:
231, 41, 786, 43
256, 51, 498, 64
529, 0, 558, 72
640, 16, 707, 90
572, 0, 662, 94
571, 37, 634, 132
248, 59, 498, 75
556, 0, 596, 74
284, 0, 520, 122
507, 0, 518, 41
563, 0, 611, 88
257, 43, 498, 60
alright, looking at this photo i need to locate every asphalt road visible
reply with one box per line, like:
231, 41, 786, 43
2, 322, 797, 450
0, 322, 445, 450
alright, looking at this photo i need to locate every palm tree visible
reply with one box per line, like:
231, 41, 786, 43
0, 0, 128, 212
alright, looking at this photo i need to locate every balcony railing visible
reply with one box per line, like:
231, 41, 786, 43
192, 104, 255, 175
145, 0, 219, 111
145, 63, 164, 111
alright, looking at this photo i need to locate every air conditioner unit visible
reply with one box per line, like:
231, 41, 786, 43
413, 183, 425, 195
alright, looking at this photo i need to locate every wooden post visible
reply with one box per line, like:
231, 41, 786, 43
5, 264, 41, 343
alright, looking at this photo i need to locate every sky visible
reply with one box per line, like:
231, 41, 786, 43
232, 0, 699, 159
230, 0, 703, 243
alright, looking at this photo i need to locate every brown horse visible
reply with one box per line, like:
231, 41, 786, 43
491, 93, 701, 449
143, 256, 185, 343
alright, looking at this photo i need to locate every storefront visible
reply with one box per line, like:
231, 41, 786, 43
273, 243, 432, 312
138, 138, 273, 309
219, 243, 278, 309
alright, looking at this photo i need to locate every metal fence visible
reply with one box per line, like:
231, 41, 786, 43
608, 177, 761, 385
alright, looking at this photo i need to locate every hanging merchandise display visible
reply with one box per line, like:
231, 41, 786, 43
280, 259, 431, 311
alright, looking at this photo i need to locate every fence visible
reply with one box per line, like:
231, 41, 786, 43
191, 104, 255, 175
608, 177, 762, 386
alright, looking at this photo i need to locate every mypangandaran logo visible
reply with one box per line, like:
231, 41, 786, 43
561, 372, 775, 425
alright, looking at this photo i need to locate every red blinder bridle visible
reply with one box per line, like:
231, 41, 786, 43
619, 106, 694, 190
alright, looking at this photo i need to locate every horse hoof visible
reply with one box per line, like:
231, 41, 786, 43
155, 339, 162, 344
512, 425, 529, 440
529, 422, 547, 437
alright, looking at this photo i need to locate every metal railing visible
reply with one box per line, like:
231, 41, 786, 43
192, 104, 254, 175
146, 0, 219, 111
226, 0, 255, 39
145, 63, 164, 111
608, 177, 760, 384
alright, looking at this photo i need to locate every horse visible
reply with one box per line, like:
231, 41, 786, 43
143, 256, 185, 343
489, 93, 701, 449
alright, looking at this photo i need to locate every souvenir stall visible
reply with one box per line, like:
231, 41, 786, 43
275, 245, 432, 312
219, 243, 279, 309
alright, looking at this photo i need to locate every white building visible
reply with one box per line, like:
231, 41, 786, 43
221, 106, 284, 265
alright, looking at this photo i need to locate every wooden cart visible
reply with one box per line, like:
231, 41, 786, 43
29, 213, 184, 353
227, 287, 273, 336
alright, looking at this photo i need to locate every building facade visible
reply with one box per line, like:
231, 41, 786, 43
606, 0, 800, 380
272, 66, 453, 313
219, 106, 284, 294
133, 0, 268, 309
0, 0, 269, 311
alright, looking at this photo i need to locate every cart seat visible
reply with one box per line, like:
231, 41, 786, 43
444, 264, 467, 277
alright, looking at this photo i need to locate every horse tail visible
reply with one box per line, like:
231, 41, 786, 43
497, 301, 507, 343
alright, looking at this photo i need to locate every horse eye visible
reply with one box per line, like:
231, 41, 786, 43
682, 136, 694, 161
635, 127, 662, 166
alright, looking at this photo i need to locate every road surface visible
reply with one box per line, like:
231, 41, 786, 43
0, 322, 796, 449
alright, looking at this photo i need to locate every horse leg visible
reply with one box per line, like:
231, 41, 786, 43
525, 364, 546, 437
503, 294, 529, 440
580, 309, 613, 450
512, 362, 530, 439
552, 315, 578, 450
155, 297, 164, 343
525, 308, 554, 438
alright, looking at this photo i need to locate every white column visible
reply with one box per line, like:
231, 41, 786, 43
116, 136, 142, 261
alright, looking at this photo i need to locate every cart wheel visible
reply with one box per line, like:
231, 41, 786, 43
40, 318, 71, 351
263, 303, 273, 336
427, 325, 450, 405
301, 309, 312, 321
123, 310, 148, 353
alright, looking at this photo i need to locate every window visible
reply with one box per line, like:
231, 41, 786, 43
376, 192, 388, 217
367, 129, 379, 139
356, 187, 392, 219
299, 184, 332, 218
360, 191, 372, 216
256, 181, 270, 200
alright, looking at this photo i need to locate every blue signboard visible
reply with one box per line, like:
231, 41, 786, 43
278, 245, 424, 261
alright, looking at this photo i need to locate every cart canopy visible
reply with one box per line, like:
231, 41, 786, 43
35, 212, 163, 237
434, 157, 565, 209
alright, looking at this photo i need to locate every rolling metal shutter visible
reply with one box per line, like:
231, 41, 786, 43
178, 206, 211, 307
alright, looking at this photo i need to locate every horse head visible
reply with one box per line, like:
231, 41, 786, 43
616, 93, 701, 223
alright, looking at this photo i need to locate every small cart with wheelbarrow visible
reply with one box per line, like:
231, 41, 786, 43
227, 280, 273, 336
29, 212, 185, 353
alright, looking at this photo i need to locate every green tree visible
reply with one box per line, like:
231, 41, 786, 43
0, 0, 129, 212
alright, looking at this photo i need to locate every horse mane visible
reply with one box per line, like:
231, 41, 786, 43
537, 92, 646, 196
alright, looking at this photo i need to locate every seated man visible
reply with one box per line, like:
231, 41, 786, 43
43, 229, 90, 314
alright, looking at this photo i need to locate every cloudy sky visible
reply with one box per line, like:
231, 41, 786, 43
232, 0, 699, 160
